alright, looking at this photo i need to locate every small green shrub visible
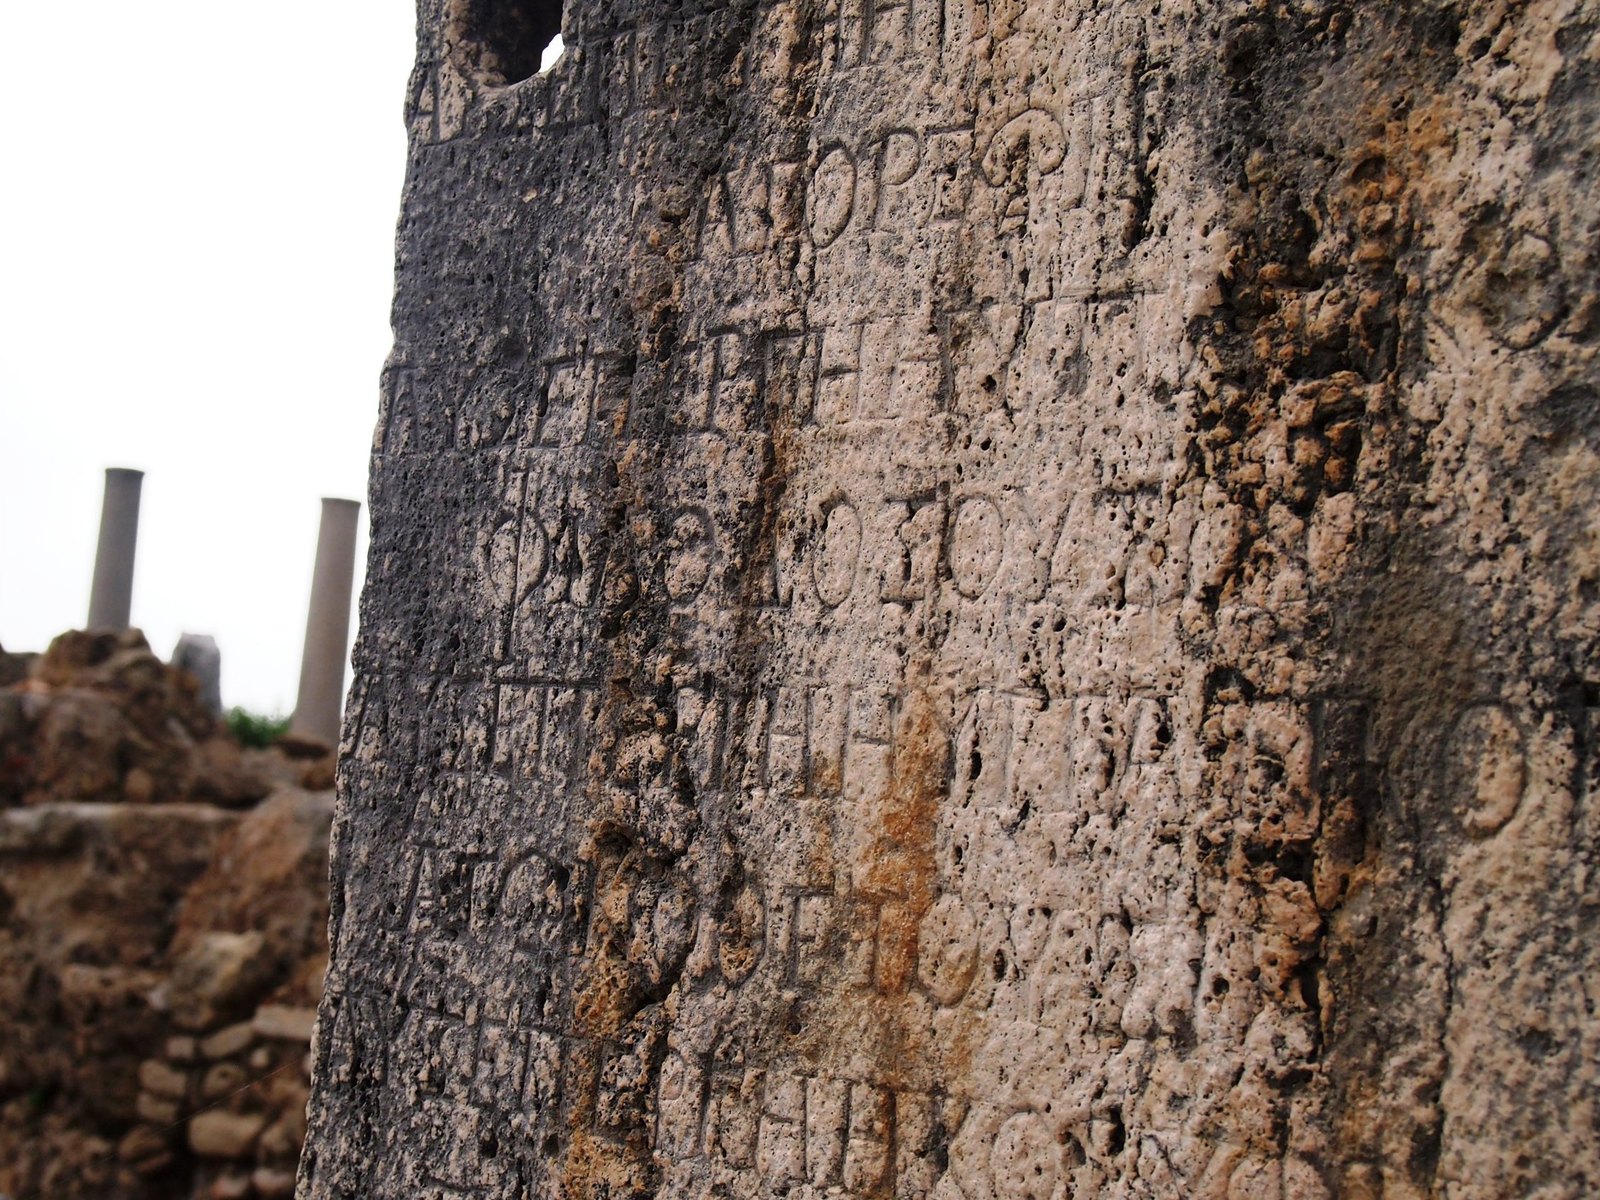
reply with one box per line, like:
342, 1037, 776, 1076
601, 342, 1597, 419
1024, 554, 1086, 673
25, 1085, 52, 1117
226, 707, 291, 749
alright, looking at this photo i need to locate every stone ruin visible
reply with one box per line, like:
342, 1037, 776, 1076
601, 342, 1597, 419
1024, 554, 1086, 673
0, 632, 336, 1199
301, 1, 1600, 1197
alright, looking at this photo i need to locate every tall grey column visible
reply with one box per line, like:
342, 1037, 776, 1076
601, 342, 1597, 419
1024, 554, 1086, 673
291, 497, 360, 746
86, 467, 144, 631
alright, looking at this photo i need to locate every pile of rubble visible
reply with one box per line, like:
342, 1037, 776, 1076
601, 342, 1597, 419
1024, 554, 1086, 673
0, 631, 335, 1200
0, 629, 333, 809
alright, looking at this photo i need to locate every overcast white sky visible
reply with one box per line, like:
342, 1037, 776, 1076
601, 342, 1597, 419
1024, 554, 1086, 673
1, 1, 418, 714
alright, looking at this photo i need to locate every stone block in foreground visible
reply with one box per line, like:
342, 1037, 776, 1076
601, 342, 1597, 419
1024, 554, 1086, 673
301, 2, 1600, 1196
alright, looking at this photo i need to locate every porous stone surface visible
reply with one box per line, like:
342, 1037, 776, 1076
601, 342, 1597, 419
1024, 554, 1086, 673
302, 1, 1600, 1197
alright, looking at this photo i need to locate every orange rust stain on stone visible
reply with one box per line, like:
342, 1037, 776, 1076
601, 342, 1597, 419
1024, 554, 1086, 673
560, 855, 654, 1198
570, 851, 641, 1039
863, 688, 948, 998
571, 952, 637, 1041
561, 1122, 651, 1200
819, 683, 980, 1111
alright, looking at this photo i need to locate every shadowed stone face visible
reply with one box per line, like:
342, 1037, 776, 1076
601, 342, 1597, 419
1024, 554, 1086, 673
301, 1, 1600, 1197
452, 0, 564, 86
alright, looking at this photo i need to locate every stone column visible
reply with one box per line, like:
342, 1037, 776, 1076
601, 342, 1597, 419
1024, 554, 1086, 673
86, 467, 144, 631
290, 498, 360, 746
171, 633, 223, 716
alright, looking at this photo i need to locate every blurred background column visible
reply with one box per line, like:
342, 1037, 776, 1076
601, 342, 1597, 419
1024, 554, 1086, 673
291, 497, 360, 746
171, 633, 223, 715
86, 467, 144, 631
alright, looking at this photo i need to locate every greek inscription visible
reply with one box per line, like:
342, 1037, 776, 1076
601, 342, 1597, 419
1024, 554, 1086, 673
307, 0, 1595, 1192
379, 366, 445, 456
916, 893, 982, 1006
803, 124, 978, 248
779, 882, 983, 1006
665, 507, 717, 603
762, 328, 821, 427
657, 1053, 953, 1197
1448, 703, 1527, 837
809, 144, 858, 248
706, 1043, 759, 1168
881, 493, 944, 604
536, 360, 592, 447
949, 496, 1006, 599
403, 844, 579, 967
490, 683, 601, 792
813, 498, 864, 608
694, 160, 804, 260
980, 109, 1067, 190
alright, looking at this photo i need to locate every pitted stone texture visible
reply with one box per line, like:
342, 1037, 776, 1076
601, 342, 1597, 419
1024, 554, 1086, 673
302, 2, 1600, 1197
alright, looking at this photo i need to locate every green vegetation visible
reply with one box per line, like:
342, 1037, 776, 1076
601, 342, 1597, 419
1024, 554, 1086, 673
226, 707, 291, 748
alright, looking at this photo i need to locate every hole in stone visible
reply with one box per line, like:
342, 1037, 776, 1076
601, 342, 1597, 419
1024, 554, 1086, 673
1106, 1107, 1126, 1156
462, 0, 565, 85
540, 32, 565, 71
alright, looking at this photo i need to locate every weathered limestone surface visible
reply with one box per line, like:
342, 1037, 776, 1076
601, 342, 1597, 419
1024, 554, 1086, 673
302, 1, 1600, 1196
